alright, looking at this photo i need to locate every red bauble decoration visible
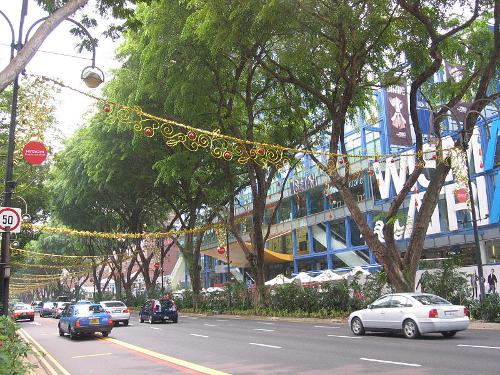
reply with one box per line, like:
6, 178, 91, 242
217, 246, 225, 255
374, 158, 379, 163
257, 147, 265, 156
187, 131, 197, 140
480, 162, 484, 169
431, 154, 437, 160
391, 159, 395, 163
144, 127, 154, 137
338, 158, 344, 164
223, 151, 233, 160
103, 104, 111, 113
368, 170, 374, 176
415, 201, 419, 207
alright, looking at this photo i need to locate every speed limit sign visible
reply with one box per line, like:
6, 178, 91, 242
0, 207, 22, 233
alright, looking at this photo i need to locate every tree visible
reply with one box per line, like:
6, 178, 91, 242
253, 0, 499, 291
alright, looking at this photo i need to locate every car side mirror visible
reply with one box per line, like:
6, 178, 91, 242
368, 304, 373, 309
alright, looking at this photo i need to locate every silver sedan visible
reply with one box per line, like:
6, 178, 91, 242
348, 293, 470, 339
100, 300, 130, 326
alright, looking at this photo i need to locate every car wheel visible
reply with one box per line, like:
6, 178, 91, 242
58, 324, 65, 337
102, 331, 109, 337
351, 317, 365, 336
139, 314, 144, 323
148, 315, 153, 324
69, 327, 76, 340
123, 320, 129, 326
402, 319, 420, 339
30, 317, 34, 321
441, 331, 457, 337
172, 317, 178, 324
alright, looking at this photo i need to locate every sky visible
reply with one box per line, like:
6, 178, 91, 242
0, 0, 122, 141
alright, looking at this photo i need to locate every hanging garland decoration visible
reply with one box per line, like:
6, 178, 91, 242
11, 247, 108, 260
37, 75, 452, 167
22, 220, 235, 240
215, 225, 227, 255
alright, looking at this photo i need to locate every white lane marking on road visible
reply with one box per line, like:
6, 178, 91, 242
72, 353, 113, 359
249, 342, 282, 349
314, 325, 340, 329
204, 323, 217, 327
216, 319, 228, 322
180, 316, 189, 318
360, 358, 422, 367
190, 333, 209, 338
457, 344, 500, 350
39, 333, 49, 336
189, 317, 198, 320
328, 335, 362, 339
257, 322, 275, 325
150, 327, 161, 330
29, 322, 41, 326
253, 328, 275, 332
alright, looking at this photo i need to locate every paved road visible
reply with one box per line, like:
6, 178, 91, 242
19, 313, 500, 375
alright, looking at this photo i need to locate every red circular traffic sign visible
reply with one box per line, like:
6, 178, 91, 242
22, 141, 48, 165
455, 188, 469, 203
217, 246, 226, 255
0, 207, 21, 232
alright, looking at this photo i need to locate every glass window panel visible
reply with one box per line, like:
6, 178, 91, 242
296, 227, 309, 256
267, 232, 293, 255
311, 224, 327, 253
350, 218, 365, 246
309, 187, 325, 214
329, 220, 347, 251
278, 197, 292, 223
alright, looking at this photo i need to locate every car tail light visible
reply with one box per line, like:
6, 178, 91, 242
108, 319, 113, 324
75, 320, 81, 327
429, 309, 438, 318
123, 309, 129, 313
464, 307, 469, 317
153, 305, 159, 313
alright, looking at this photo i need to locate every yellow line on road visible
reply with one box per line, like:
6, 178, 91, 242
72, 352, 113, 359
19, 328, 72, 375
102, 337, 231, 375
18, 329, 59, 375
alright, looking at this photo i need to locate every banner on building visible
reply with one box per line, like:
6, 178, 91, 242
386, 86, 412, 146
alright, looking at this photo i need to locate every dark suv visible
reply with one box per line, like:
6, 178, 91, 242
139, 299, 178, 324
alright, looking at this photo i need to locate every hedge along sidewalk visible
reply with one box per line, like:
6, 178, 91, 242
176, 312, 500, 329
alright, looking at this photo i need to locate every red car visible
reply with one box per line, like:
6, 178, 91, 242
10, 303, 35, 321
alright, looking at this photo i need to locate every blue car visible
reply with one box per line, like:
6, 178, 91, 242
58, 303, 113, 340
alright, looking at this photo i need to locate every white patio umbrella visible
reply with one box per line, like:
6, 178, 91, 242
313, 269, 343, 282
265, 274, 292, 286
350, 266, 370, 276
292, 272, 315, 284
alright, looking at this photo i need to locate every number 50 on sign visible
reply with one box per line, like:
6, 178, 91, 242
0, 207, 22, 233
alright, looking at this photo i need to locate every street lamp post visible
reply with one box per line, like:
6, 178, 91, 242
226, 224, 231, 310
460, 129, 486, 301
0, 0, 104, 315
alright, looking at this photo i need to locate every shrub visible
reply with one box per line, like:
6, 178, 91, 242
421, 257, 471, 306
0, 316, 35, 375
469, 294, 500, 322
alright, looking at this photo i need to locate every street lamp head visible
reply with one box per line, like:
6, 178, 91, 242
81, 66, 105, 88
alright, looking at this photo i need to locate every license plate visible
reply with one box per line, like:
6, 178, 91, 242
90, 318, 99, 324
113, 309, 121, 313
445, 311, 455, 316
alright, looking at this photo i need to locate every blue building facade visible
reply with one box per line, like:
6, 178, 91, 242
200, 83, 500, 287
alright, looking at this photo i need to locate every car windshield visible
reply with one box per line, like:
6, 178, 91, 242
15, 304, 28, 310
412, 294, 451, 305
75, 304, 105, 316
103, 302, 125, 308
